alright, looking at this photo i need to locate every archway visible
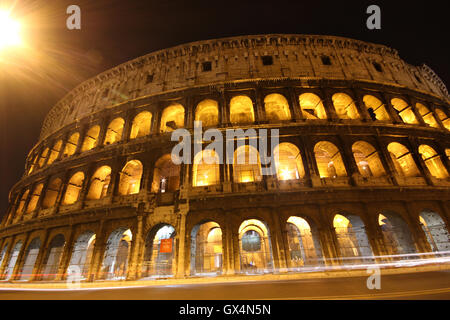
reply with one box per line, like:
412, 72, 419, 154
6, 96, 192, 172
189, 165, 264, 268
192, 149, 220, 186
19, 237, 41, 280
67, 231, 96, 280
63, 172, 85, 205
151, 154, 181, 192
391, 98, 418, 124
160, 104, 185, 132
63, 132, 79, 157
141, 225, 176, 278
229, 95, 255, 124
298, 93, 327, 120
419, 211, 450, 253
130, 111, 152, 139
418, 145, 449, 179
41, 234, 65, 281
118, 160, 143, 195
104, 118, 125, 145
274, 143, 305, 181
416, 103, 439, 128
3, 241, 22, 280
42, 178, 62, 209
195, 99, 219, 127
387, 142, 420, 177
352, 141, 386, 177
264, 93, 291, 122
81, 125, 100, 152
379, 212, 417, 255
233, 145, 262, 183
314, 141, 347, 178
190, 221, 223, 275
332, 93, 360, 119
363, 95, 390, 121
100, 228, 132, 280
86, 166, 111, 200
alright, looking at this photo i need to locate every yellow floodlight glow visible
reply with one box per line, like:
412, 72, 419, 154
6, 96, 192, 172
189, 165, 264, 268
0, 10, 21, 50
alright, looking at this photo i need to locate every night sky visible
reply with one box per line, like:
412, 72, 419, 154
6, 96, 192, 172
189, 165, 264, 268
0, 0, 448, 217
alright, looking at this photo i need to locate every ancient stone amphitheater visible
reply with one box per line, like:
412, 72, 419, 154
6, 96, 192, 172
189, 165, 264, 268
0, 34, 449, 282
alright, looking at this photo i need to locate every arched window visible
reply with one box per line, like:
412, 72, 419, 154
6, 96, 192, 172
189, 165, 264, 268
314, 141, 347, 178
332, 93, 360, 119
118, 160, 143, 195
26, 183, 44, 213
86, 166, 111, 200
363, 95, 390, 121
190, 221, 223, 275
274, 143, 305, 180
193, 149, 220, 186
141, 225, 176, 278
63, 172, 85, 205
352, 141, 386, 177
160, 104, 185, 132
130, 111, 152, 139
151, 154, 180, 193
233, 145, 262, 183
16, 189, 29, 215
229, 95, 255, 125
38, 147, 49, 167
435, 108, 450, 130
42, 178, 62, 209
264, 93, 291, 122
41, 234, 65, 281
391, 98, 419, 124
104, 118, 124, 145
419, 211, 450, 252
416, 103, 439, 128
100, 228, 132, 280
63, 132, 79, 158
81, 125, 100, 152
418, 145, 449, 179
195, 99, 219, 127
387, 142, 420, 177
298, 93, 327, 120
47, 140, 63, 165
379, 212, 416, 255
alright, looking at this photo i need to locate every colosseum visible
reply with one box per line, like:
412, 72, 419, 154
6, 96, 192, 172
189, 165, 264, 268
0, 34, 449, 283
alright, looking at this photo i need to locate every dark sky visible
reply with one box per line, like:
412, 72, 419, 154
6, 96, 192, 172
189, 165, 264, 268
0, 0, 448, 217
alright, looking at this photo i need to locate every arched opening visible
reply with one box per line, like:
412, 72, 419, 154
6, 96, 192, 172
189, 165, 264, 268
28, 154, 38, 174
363, 95, 390, 121
86, 166, 112, 200
332, 93, 360, 119
190, 221, 223, 275
352, 141, 386, 177
264, 93, 291, 122
299, 93, 327, 120
130, 111, 152, 139
333, 214, 373, 263
3, 241, 22, 280
192, 149, 220, 186
314, 141, 347, 178
387, 142, 420, 177
63, 172, 85, 205
195, 99, 219, 127
239, 219, 273, 274
19, 237, 41, 281
230, 95, 255, 125
416, 103, 439, 128
104, 118, 124, 145
419, 211, 450, 252
42, 178, 62, 209
26, 183, 44, 213
233, 145, 262, 183
38, 148, 49, 167
118, 160, 143, 195
47, 140, 63, 165
67, 231, 96, 280
160, 104, 185, 132
151, 154, 180, 193
418, 145, 449, 179
391, 98, 419, 124
435, 108, 450, 130
41, 234, 65, 281
286, 216, 323, 268
141, 225, 176, 278
274, 143, 305, 180
0, 244, 8, 270
81, 125, 100, 152
16, 189, 29, 216
100, 228, 132, 280
379, 212, 416, 255
63, 132, 79, 158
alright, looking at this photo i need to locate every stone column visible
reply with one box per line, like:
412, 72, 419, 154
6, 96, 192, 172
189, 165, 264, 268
175, 212, 187, 278
126, 213, 144, 280
31, 230, 50, 281
55, 227, 77, 281
254, 86, 266, 123
407, 137, 433, 186
0, 237, 15, 280
403, 202, 433, 254
11, 233, 31, 280
288, 87, 302, 121
88, 220, 106, 281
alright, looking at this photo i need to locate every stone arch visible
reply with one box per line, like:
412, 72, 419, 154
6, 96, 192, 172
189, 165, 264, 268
0, 243, 8, 270
352, 141, 386, 177
274, 142, 305, 180
419, 210, 450, 252
363, 95, 390, 121
86, 166, 112, 200
141, 224, 177, 278
195, 99, 219, 127
418, 145, 449, 179
16, 189, 30, 216
435, 108, 450, 130
63, 172, 85, 205
160, 104, 185, 132
378, 212, 417, 255
229, 95, 255, 124
100, 227, 132, 280
19, 237, 41, 280
118, 160, 143, 195
314, 141, 347, 178
3, 240, 22, 280
63, 132, 79, 157
81, 125, 100, 152
41, 234, 65, 281
42, 178, 62, 209
286, 216, 323, 268
264, 93, 291, 122
387, 142, 420, 177
130, 111, 152, 139
47, 140, 63, 165
151, 154, 181, 192
192, 149, 220, 186
299, 93, 327, 120
67, 231, 96, 280
332, 93, 360, 119
26, 183, 44, 213
238, 219, 274, 274
38, 147, 49, 167
391, 98, 419, 124
190, 220, 223, 275
104, 117, 125, 145
416, 103, 439, 128
233, 145, 262, 183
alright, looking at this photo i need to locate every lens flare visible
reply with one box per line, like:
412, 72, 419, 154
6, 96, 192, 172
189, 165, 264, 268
0, 10, 21, 50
